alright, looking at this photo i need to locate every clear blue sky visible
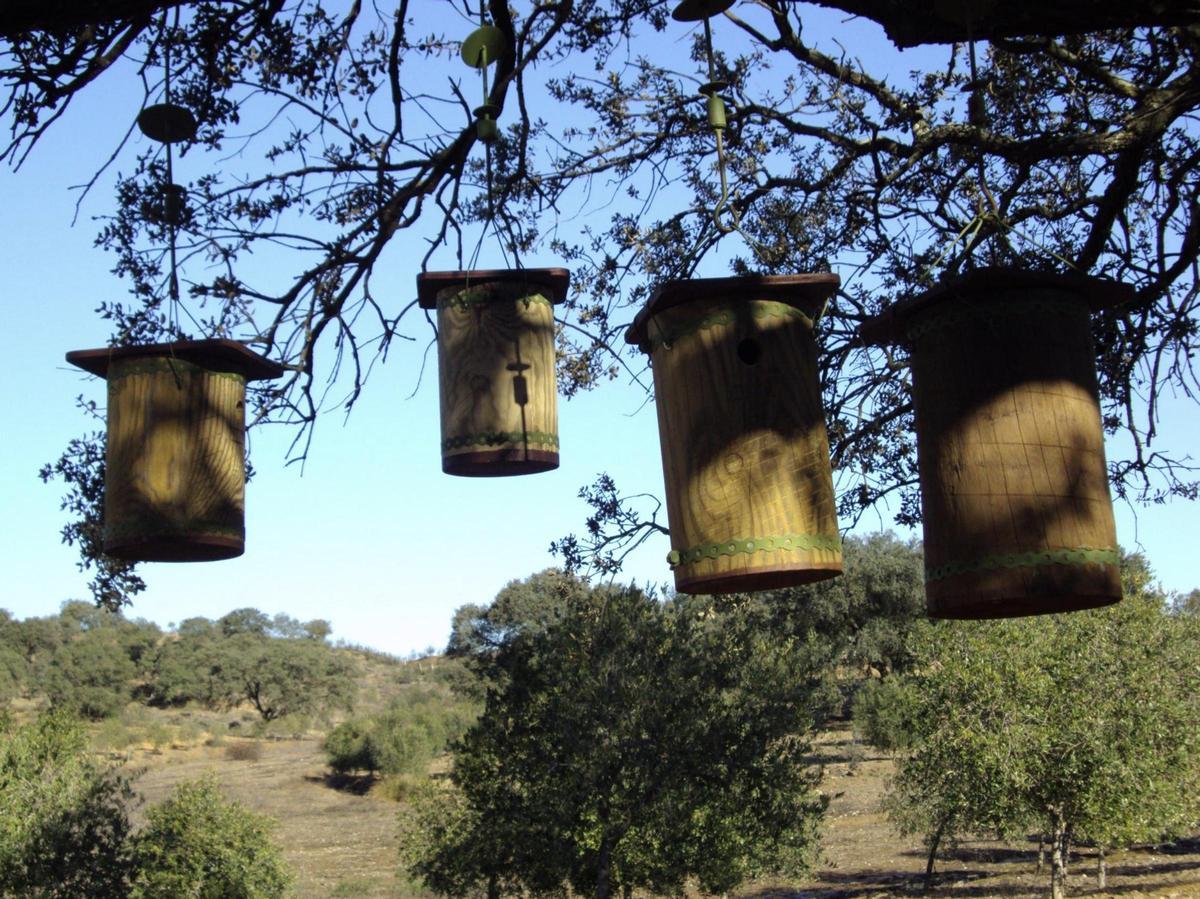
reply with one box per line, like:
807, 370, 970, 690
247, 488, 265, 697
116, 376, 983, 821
1, 5, 1196, 655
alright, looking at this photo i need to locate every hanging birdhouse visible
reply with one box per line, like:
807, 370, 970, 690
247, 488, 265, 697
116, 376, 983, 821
860, 268, 1133, 618
627, 274, 843, 594
65, 340, 283, 562
417, 268, 569, 476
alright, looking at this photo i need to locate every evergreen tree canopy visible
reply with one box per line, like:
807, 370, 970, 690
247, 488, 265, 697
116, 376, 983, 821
410, 581, 828, 899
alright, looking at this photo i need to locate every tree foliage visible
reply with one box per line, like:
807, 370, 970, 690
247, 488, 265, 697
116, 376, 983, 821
407, 578, 827, 899
446, 567, 590, 661
0, 710, 293, 898
40, 626, 140, 719
0, 600, 161, 718
0, 712, 135, 898
653, 533, 925, 722
752, 532, 926, 708
0, 603, 354, 724
148, 617, 354, 721
5, 3, 1198, 604
871, 566, 1200, 898
325, 684, 478, 776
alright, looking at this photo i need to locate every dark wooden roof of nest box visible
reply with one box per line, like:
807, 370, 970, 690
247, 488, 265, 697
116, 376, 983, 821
807, 0, 1199, 48
858, 267, 1135, 346
625, 273, 840, 353
66, 339, 284, 381
415, 268, 571, 309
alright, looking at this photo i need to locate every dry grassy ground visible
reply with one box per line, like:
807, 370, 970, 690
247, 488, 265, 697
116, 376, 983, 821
756, 730, 1200, 899
123, 726, 1200, 899
129, 737, 405, 898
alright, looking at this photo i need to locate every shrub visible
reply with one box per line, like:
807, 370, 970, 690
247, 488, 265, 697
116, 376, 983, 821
852, 676, 918, 753
40, 628, 137, 719
325, 720, 376, 773
224, 740, 263, 762
376, 773, 429, 803
129, 775, 290, 898
325, 689, 478, 779
0, 712, 135, 897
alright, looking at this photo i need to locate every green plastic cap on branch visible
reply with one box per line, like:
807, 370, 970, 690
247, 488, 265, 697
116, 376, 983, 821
672, 0, 735, 22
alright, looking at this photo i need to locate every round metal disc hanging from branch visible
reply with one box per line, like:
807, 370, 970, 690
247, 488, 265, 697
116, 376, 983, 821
461, 24, 505, 68
461, 23, 507, 142
137, 103, 198, 144
672, 0, 735, 22
138, 101, 196, 229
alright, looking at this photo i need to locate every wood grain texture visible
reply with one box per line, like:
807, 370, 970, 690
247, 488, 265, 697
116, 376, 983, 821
103, 357, 247, 561
647, 292, 842, 594
907, 286, 1120, 618
433, 280, 559, 476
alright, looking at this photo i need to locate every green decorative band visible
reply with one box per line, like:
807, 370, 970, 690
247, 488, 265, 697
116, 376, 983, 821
647, 300, 814, 351
925, 547, 1120, 583
904, 296, 1086, 346
104, 519, 244, 543
667, 533, 842, 569
438, 283, 553, 312
442, 430, 559, 452
107, 358, 247, 386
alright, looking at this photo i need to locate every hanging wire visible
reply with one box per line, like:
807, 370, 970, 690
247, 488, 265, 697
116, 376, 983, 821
162, 16, 181, 334
683, 9, 772, 266
460, 3, 513, 273
702, 17, 738, 235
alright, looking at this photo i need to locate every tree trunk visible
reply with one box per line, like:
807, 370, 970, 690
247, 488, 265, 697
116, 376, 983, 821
595, 836, 613, 899
923, 816, 948, 892
1097, 846, 1106, 889
622, 884, 632, 899
487, 873, 499, 899
1050, 816, 1069, 899
1037, 833, 1046, 873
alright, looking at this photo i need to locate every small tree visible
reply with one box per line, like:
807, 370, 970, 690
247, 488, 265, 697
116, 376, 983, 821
149, 623, 355, 721
880, 591, 1200, 898
1175, 588, 1200, 616
145, 632, 221, 707
210, 633, 354, 722
129, 775, 290, 898
0, 612, 26, 702
218, 608, 271, 637
0, 712, 135, 897
752, 532, 927, 720
446, 568, 590, 660
324, 720, 377, 774
411, 581, 827, 899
